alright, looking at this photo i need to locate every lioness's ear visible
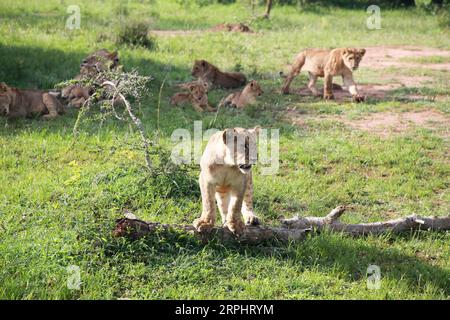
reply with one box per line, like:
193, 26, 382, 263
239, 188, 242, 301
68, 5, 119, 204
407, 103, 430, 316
109, 51, 119, 60
359, 48, 366, 56
201, 60, 207, 67
251, 126, 261, 134
250, 80, 255, 87
0, 82, 8, 92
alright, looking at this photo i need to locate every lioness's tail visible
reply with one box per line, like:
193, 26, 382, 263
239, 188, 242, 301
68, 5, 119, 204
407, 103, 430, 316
281, 51, 306, 94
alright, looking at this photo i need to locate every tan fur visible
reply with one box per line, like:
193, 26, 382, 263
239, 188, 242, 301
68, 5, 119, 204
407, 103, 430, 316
282, 48, 366, 102
211, 23, 253, 33
220, 80, 263, 108
194, 127, 260, 236
191, 60, 246, 89
0, 82, 64, 119
170, 82, 215, 112
62, 49, 120, 107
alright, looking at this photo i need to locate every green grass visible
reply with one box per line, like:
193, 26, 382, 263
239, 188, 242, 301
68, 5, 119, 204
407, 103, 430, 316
0, 0, 449, 299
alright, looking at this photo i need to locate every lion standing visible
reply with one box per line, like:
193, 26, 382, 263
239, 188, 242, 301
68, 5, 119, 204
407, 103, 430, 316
282, 48, 366, 102
193, 127, 260, 236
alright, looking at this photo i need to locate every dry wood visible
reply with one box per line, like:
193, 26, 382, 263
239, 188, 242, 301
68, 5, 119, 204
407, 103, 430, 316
113, 217, 311, 244
281, 206, 450, 236
113, 206, 449, 244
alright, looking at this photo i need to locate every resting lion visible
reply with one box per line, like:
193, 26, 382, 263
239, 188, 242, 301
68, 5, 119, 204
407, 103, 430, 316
193, 127, 260, 236
0, 82, 64, 119
170, 81, 215, 112
219, 80, 263, 108
62, 49, 120, 108
281, 48, 366, 102
191, 60, 246, 89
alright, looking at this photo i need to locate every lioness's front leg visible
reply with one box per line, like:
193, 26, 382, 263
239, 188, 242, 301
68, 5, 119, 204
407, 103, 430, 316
193, 172, 216, 232
323, 73, 334, 100
343, 73, 365, 102
226, 187, 246, 236
42, 93, 62, 119
241, 171, 260, 226
215, 191, 230, 226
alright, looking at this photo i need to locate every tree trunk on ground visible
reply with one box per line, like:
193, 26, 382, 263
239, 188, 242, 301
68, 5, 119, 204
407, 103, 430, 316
113, 207, 450, 244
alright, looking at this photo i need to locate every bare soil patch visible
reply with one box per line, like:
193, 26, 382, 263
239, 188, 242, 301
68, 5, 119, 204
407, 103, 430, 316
286, 109, 450, 137
362, 46, 450, 72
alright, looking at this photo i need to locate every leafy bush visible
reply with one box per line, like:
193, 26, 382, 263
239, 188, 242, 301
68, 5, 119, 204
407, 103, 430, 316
115, 21, 157, 50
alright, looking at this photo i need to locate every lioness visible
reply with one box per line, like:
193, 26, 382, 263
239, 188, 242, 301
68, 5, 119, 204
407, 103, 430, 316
170, 82, 215, 112
194, 127, 260, 236
219, 80, 263, 108
191, 60, 247, 89
0, 82, 64, 119
62, 49, 120, 107
281, 48, 366, 102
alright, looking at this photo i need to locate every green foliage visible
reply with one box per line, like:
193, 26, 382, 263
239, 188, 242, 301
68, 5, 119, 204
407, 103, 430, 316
115, 21, 157, 50
0, 0, 449, 300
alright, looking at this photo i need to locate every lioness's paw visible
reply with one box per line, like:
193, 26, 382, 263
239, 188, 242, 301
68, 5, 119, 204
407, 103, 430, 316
227, 219, 246, 236
281, 87, 290, 95
352, 94, 365, 103
193, 218, 214, 233
245, 215, 260, 226
324, 93, 334, 100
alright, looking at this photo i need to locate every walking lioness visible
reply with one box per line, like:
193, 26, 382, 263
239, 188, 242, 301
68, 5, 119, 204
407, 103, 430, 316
0, 82, 64, 119
282, 48, 366, 102
194, 127, 260, 236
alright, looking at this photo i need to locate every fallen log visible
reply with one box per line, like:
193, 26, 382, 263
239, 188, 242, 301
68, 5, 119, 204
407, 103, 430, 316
113, 207, 450, 244
281, 206, 450, 236
113, 217, 311, 244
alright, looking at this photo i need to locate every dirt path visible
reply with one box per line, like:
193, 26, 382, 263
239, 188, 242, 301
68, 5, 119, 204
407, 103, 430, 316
362, 46, 450, 72
286, 109, 450, 137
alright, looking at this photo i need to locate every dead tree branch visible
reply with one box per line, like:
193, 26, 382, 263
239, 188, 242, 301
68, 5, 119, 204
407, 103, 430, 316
281, 206, 450, 236
113, 217, 311, 244
113, 206, 449, 244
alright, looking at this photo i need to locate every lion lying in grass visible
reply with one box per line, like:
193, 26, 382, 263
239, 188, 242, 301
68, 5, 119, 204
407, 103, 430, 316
282, 47, 366, 102
219, 80, 263, 108
0, 82, 65, 119
170, 80, 215, 112
191, 60, 247, 89
194, 127, 261, 236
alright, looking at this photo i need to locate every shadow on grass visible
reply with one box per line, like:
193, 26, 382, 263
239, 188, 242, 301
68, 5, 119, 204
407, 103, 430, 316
104, 229, 449, 297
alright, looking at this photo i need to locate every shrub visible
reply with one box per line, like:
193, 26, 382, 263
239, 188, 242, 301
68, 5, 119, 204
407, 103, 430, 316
116, 21, 157, 50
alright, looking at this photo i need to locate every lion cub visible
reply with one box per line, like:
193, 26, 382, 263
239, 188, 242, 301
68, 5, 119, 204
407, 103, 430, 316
282, 48, 366, 102
191, 60, 247, 89
62, 49, 120, 108
194, 127, 261, 236
170, 81, 215, 112
219, 80, 263, 108
0, 82, 64, 119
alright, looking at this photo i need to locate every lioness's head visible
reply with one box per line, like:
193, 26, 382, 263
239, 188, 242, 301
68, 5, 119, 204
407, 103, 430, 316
80, 49, 120, 75
342, 48, 366, 71
222, 127, 260, 174
247, 80, 263, 97
188, 83, 209, 106
191, 60, 211, 78
0, 82, 12, 116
